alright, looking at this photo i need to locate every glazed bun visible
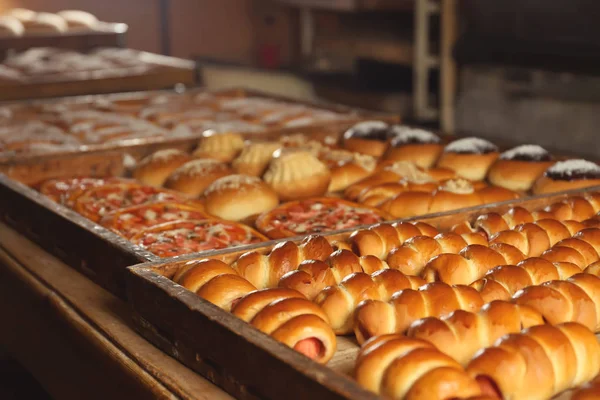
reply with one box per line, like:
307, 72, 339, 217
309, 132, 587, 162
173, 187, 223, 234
193, 132, 245, 162
56, 10, 99, 30
342, 120, 393, 157
204, 175, 279, 221
488, 145, 555, 192
231, 141, 280, 176
383, 126, 443, 168
165, 159, 232, 197
263, 149, 331, 201
0, 16, 24, 37
132, 149, 192, 187
437, 137, 499, 181
321, 150, 377, 192
533, 159, 600, 195
24, 12, 67, 34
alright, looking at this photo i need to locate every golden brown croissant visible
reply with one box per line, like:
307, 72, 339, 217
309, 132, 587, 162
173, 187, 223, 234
278, 249, 390, 300
313, 269, 425, 334
467, 322, 600, 400
513, 272, 600, 331
470, 258, 582, 303
540, 227, 600, 268
232, 235, 334, 289
421, 243, 526, 285
353, 281, 485, 344
406, 301, 544, 365
231, 288, 336, 363
386, 232, 488, 275
354, 335, 482, 400
346, 221, 439, 259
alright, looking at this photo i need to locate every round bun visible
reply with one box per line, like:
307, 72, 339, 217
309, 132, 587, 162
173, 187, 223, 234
322, 151, 377, 192
193, 132, 245, 162
204, 174, 279, 221
383, 126, 443, 168
488, 145, 555, 192
24, 12, 67, 34
56, 10, 98, 30
263, 149, 331, 201
437, 137, 499, 181
231, 141, 280, 176
132, 149, 192, 187
164, 159, 233, 197
342, 120, 393, 157
533, 159, 600, 195
0, 16, 24, 37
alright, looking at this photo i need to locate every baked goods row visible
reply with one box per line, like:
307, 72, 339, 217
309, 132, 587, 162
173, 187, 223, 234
0, 8, 107, 36
0, 90, 357, 155
161, 191, 600, 399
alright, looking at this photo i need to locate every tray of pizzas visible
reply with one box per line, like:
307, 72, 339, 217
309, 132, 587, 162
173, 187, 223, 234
2, 117, 600, 299
126, 186, 600, 400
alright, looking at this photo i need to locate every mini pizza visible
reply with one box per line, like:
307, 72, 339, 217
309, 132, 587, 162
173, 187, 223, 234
73, 182, 186, 222
255, 197, 391, 239
130, 219, 268, 258
100, 201, 208, 238
39, 177, 126, 206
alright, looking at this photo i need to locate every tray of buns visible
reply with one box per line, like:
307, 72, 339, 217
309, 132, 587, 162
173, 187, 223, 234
126, 187, 600, 400
0, 47, 197, 101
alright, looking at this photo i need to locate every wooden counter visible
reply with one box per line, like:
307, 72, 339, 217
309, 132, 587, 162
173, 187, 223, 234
0, 222, 230, 400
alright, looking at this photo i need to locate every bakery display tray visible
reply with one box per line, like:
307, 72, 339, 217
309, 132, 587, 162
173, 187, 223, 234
0, 87, 398, 185
125, 185, 600, 400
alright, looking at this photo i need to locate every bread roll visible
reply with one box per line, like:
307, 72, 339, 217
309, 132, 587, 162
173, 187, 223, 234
0, 16, 24, 37
321, 150, 377, 192
56, 10, 98, 30
164, 159, 232, 197
488, 145, 555, 192
203, 174, 279, 221
24, 12, 68, 34
193, 132, 245, 162
262, 149, 331, 201
437, 137, 499, 181
4, 8, 36, 23
383, 127, 443, 168
231, 141, 280, 176
132, 149, 192, 187
533, 159, 600, 195
342, 120, 394, 157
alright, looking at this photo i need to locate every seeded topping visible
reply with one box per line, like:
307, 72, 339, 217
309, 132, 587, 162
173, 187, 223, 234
444, 137, 498, 154
546, 159, 600, 181
499, 145, 552, 162
390, 126, 441, 146
343, 121, 391, 141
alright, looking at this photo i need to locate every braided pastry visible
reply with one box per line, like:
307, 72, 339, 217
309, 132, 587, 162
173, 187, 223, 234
467, 323, 600, 400
278, 249, 389, 300
355, 335, 482, 399
386, 232, 488, 275
513, 273, 600, 331
540, 227, 600, 268
313, 269, 425, 334
175, 259, 257, 311
421, 243, 526, 285
231, 288, 336, 363
232, 235, 334, 289
470, 258, 582, 303
407, 301, 544, 365
353, 282, 484, 344
347, 221, 438, 259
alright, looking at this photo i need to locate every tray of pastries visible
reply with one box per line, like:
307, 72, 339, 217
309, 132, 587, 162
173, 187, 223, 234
127, 187, 600, 400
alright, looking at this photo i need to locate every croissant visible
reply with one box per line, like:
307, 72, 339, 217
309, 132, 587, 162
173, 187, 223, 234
278, 249, 389, 300
421, 243, 526, 285
346, 221, 438, 259
513, 273, 600, 332
231, 288, 336, 363
232, 235, 334, 289
452, 206, 541, 237
354, 335, 482, 400
406, 301, 544, 365
313, 269, 425, 334
353, 282, 484, 344
467, 323, 600, 400
488, 219, 584, 257
540, 227, 600, 268
175, 259, 257, 311
386, 232, 488, 275
470, 258, 582, 302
